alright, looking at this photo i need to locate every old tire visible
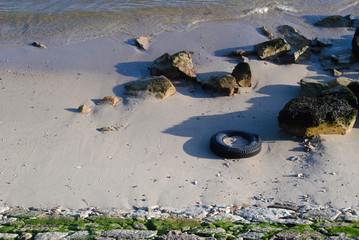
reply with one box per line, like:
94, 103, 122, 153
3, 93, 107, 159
210, 130, 262, 159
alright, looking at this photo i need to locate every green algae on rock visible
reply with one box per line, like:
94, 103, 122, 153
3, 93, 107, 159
254, 38, 291, 60
314, 15, 354, 28
124, 76, 176, 99
231, 62, 252, 87
150, 51, 196, 79
300, 78, 331, 97
278, 96, 358, 137
202, 74, 239, 96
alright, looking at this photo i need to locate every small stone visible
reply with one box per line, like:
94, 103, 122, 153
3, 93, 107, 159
32, 42, 47, 48
201, 74, 239, 96
135, 36, 151, 50
78, 105, 91, 114
97, 96, 120, 106
237, 232, 265, 239
231, 62, 252, 87
332, 69, 342, 77
98, 126, 118, 132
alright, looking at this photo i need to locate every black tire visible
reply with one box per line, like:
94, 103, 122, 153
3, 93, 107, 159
210, 130, 262, 159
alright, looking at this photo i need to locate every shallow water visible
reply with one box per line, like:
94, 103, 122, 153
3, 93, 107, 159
0, 0, 358, 46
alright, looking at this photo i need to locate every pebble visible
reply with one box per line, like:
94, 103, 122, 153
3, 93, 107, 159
101, 229, 157, 239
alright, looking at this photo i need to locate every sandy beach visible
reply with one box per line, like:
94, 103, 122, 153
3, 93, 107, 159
1, 8, 359, 211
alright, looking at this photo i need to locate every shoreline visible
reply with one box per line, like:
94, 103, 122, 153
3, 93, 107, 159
1, 10, 359, 210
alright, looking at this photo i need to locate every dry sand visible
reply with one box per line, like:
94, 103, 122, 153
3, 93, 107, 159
1, 10, 359, 210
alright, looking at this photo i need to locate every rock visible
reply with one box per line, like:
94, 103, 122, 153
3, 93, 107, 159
97, 126, 123, 132
273, 229, 323, 240
236, 232, 266, 239
0, 207, 9, 214
268, 202, 300, 212
254, 38, 291, 60
0, 233, 19, 239
352, 27, 359, 59
259, 26, 275, 39
231, 62, 252, 87
234, 208, 293, 223
150, 51, 196, 79
162, 205, 211, 219
311, 38, 333, 48
19, 233, 32, 240
314, 15, 354, 27
348, 81, 359, 100
321, 85, 358, 108
301, 208, 341, 221
64, 231, 91, 240
201, 74, 239, 96
300, 78, 331, 97
125, 209, 169, 219
97, 96, 120, 106
328, 77, 354, 87
133, 222, 147, 230
124, 76, 176, 99
203, 213, 247, 223
155, 231, 208, 240
32, 42, 47, 48
278, 96, 358, 137
285, 45, 311, 63
78, 105, 91, 114
332, 69, 342, 77
191, 228, 226, 234
277, 25, 311, 50
34, 232, 69, 240
6, 209, 45, 218
135, 36, 151, 50
101, 229, 157, 239
275, 218, 313, 225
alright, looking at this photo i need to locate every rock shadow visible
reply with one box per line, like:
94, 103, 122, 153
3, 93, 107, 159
65, 108, 79, 113
163, 84, 300, 159
115, 61, 152, 78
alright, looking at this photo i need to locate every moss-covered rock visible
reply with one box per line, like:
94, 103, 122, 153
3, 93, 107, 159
231, 62, 252, 87
348, 81, 359, 100
254, 38, 291, 60
300, 78, 358, 108
150, 51, 196, 79
278, 96, 358, 137
202, 74, 239, 96
314, 15, 353, 27
124, 76, 176, 99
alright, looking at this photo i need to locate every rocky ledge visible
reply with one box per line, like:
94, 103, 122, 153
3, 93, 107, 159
0, 204, 358, 239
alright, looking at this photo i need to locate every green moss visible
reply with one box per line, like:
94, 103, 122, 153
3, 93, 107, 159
147, 218, 201, 234
327, 225, 359, 238
213, 220, 234, 229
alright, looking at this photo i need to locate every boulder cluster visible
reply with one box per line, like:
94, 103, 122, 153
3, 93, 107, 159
278, 17, 359, 138
124, 50, 253, 99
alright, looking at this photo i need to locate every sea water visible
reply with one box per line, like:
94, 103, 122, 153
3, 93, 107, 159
0, 0, 358, 46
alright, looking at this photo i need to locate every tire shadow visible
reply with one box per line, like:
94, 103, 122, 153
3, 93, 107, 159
163, 84, 301, 159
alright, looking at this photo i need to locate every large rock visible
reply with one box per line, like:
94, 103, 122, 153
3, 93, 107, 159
285, 45, 311, 63
348, 81, 359, 100
231, 62, 252, 87
328, 77, 354, 87
254, 38, 291, 60
352, 27, 359, 60
300, 78, 358, 108
201, 74, 239, 96
150, 51, 196, 79
124, 76, 176, 99
314, 15, 354, 27
278, 96, 358, 137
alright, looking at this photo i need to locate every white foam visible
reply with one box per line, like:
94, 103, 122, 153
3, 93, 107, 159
275, 4, 298, 13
